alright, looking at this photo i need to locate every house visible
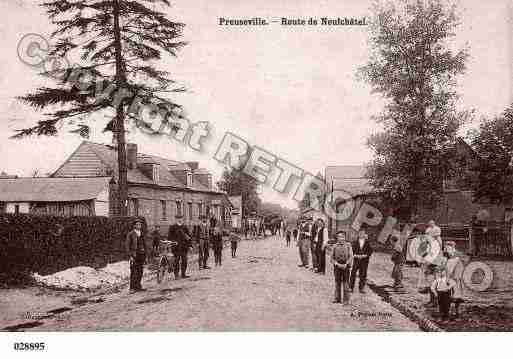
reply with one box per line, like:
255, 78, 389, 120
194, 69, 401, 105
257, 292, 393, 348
324, 139, 513, 253
1, 141, 233, 232
324, 165, 378, 240
0, 177, 110, 216
228, 195, 242, 229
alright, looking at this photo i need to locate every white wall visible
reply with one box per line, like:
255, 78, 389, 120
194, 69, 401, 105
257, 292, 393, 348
5, 202, 30, 214
94, 188, 109, 216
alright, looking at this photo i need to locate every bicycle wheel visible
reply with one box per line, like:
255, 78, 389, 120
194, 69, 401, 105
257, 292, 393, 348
156, 257, 167, 283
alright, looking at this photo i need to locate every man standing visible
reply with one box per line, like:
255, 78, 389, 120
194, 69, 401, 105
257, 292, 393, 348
331, 231, 354, 304
314, 218, 329, 274
196, 215, 211, 270
126, 220, 147, 293
391, 236, 405, 290
310, 219, 318, 271
168, 215, 192, 279
297, 218, 312, 268
350, 228, 373, 293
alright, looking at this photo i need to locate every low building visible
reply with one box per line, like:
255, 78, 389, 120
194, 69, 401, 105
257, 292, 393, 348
1, 141, 233, 233
0, 177, 111, 216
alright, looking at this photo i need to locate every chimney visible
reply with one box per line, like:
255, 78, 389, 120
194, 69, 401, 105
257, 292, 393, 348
126, 143, 137, 170
186, 162, 199, 171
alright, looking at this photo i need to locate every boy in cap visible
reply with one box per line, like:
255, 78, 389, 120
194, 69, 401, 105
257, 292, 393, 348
390, 236, 405, 290
444, 241, 465, 318
431, 266, 456, 321
331, 230, 354, 304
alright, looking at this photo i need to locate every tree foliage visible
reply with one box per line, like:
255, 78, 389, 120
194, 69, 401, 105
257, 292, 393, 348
467, 107, 513, 204
13, 0, 187, 215
217, 169, 262, 219
359, 0, 469, 220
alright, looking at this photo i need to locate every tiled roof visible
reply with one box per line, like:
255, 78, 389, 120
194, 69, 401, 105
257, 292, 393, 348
83, 142, 186, 188
0, 177, 111, 202
77, 141, 222, 193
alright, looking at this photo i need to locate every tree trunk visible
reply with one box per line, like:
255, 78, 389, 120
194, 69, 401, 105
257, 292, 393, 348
113, 0, 128, 216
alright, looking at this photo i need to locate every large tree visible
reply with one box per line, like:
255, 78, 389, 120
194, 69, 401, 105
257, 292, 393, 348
14, 0, 186, 216
217, 169, 261, 219
467, 106, 513, 205
359, 0, 470, 220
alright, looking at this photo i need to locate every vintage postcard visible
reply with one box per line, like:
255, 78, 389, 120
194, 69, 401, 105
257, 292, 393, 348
1, 0, 512, 351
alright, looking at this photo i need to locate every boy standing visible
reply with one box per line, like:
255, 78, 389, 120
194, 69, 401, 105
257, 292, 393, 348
331, 231, 354, 304
431, 268, 456, 321
151, 225, 162, 255
230, 231, 240, 258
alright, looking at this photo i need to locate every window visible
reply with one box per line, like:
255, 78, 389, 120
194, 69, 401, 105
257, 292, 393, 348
176, 201, 183, 217
198, 203, 203, 217
14, 204, 20, 214
161, 200, 167, 221
152, 165, 160, 183
186, 172, 193, 187
129, 198, 139, 216
188, 202, 193, 220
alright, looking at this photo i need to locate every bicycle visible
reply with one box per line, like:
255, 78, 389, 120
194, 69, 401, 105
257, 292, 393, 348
156, 240, 178, 283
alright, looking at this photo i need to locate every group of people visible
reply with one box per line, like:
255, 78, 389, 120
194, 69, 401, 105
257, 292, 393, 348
388, 219, 466, 321
417, 220, 465, 320
285, 217, 373, 304
126, 215, 240, 293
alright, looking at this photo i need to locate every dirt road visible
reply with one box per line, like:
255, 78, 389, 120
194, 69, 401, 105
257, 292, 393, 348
31, 237, 419, 331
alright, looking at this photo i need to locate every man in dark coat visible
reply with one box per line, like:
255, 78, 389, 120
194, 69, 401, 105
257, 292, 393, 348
196, 215, 211, 270
350, 228, 373, 293
126, 220, 147, 293
168, 215, 192, 278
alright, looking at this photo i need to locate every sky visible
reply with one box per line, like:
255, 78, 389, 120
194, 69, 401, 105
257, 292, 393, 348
0, 0, 511, 209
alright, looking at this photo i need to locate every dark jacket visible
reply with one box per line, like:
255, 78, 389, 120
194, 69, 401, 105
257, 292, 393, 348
151, 230, 162, 246
352, 239, 373, 263
126, 229, 147, 258
211, 231, 223, 249
168, 224, 191, 251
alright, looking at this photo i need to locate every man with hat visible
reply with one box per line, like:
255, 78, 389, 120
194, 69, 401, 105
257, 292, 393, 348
126, 219, 147, 293
331, 230, 354, 304
297, 217, 312, 268
350, 227, 373, 293
168, 214, 192, 278
196, 215, 211, 270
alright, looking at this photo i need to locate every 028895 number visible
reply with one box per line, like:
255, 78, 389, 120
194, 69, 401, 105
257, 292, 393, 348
13, 342, 46, 351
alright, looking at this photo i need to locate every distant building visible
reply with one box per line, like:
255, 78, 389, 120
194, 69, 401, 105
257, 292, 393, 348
0, 177, 110, 216
324, 165, 376, 239
0, 141, 233, 232
0, 171, 18, 179
324, 139, 513, 238
229, 195, 242, 229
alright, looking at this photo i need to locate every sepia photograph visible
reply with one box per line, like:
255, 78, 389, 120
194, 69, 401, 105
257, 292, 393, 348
0, 0, 512, 356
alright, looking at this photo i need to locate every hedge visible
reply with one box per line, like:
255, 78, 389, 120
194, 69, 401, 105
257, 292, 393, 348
0, 214, 146, 284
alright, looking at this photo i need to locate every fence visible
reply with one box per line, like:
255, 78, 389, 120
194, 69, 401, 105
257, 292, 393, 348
472, 223, 512, 257
441, 222, 512, 258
